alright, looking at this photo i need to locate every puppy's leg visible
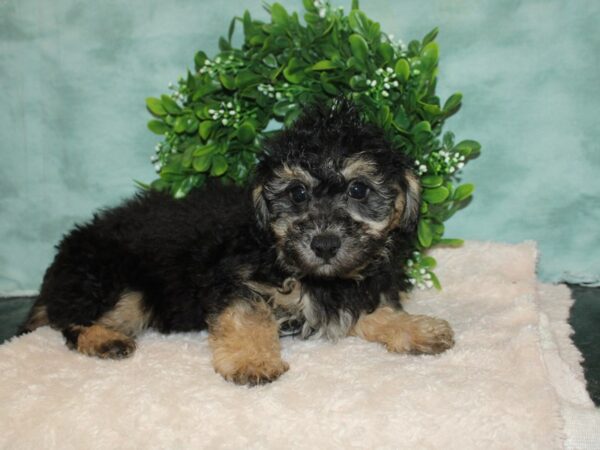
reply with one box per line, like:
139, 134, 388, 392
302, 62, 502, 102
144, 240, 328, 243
63, 324, 137, 359
62, 291, 150, 359
350, 306, 454, 354
209, 301, 289, 385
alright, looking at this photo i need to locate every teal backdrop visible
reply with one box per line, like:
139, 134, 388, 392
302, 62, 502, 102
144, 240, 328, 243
1, 0, 599, 294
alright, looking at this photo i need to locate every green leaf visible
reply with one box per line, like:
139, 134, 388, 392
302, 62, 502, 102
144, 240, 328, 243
219, 73, 236, 90
411, 120, 431, 134
453, 140, 481, 157
429, 271, 442, 290
173, 116, 187, 134
377, 42, 394, 64
283, 57, 305, 84
270, 3, 289, 25
146, 97, 166, 116
438, 238, 464, 247
199, 121, 216, 140
192, 155, 212, 172
421, 42, 439, 68
160, 95, 181, 115
218, 36, 231, 51
422, 186, 450, 204
311, 60, 337, 71
349, 75, 367, 91
443, 92, 462, 112
418, 220, 433, 248
235, 70, 262, 88
421, 175, 444, 188
210, 154, 229, 176
420, 256, 437, 269
237, 121, 256, 144
147, 120, 169, 135
273, 100, 293, 117
227, 17, 236, 42
422, 27, 439, 46
193, 144, 217, 157
349, 34, 369, 64
351, 0, 360, 10
348, 10, 369, 35
262, 54, 278, 68
395, 59, 410, 81
453, 183, 474, 201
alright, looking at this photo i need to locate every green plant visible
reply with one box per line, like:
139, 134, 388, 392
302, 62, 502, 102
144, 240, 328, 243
144, 0, 481, 289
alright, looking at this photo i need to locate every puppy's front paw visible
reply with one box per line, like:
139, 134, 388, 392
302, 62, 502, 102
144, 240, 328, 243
216, 358, 290, 386
352, 307, 454, 355
401, 315, 455, 355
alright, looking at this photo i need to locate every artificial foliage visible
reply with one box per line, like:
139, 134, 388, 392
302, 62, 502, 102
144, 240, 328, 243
144, 0, 481, 289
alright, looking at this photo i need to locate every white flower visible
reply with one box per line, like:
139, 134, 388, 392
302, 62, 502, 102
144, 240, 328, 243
419, 164, 427, 173
229, 110, 236, 116
381, 90, 389, 97
226, 102, 233, 108
457, 162, 465, 169
425, 280, 434, 289
392, 81, 399, 87
413, 69, 421, 75
275, 92, 282, 100
154, 163, 161, 172
384, 83, 390, 89
319, 9, 326, 18
222, 118, 229, 125
386, 67, 394, 73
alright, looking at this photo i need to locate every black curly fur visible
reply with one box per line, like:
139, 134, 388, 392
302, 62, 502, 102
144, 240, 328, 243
20, 99, 420, 346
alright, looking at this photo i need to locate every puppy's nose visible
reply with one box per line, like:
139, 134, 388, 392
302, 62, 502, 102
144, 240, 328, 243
310, 234, 341, 261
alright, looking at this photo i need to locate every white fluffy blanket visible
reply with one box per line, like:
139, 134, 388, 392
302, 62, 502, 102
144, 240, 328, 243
1, 241, 598, 449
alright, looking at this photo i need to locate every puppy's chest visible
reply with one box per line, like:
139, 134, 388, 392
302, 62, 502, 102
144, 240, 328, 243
245, 278, 354, 340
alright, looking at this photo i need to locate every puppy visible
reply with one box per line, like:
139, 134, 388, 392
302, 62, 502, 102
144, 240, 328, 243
20, 100, 454, 385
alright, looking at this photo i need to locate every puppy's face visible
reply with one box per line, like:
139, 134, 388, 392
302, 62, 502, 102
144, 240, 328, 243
253, 103, 420, 279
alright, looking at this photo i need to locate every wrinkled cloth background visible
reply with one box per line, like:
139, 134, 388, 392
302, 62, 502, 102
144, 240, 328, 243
1, 0, 599, 293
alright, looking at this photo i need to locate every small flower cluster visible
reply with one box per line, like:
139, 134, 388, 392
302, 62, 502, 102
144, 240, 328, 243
257, 83, 278, 99
208, 101, 242, 127
366, 67, 399, 100
198, 55, 244, 77
416, 149, 466, 177
151, 132, 181, 173
313, 0, 329, 18
410, 59, 422, 77
385, 33, 406, 56
168, 79, 188, 106
405, 251, 435, 290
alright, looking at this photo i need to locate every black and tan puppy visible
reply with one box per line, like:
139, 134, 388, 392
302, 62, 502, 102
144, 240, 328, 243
20, 100, 454, 385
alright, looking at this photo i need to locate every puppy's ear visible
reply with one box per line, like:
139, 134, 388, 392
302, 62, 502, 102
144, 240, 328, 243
252, 184, 270, 229
400, 170, 421, 231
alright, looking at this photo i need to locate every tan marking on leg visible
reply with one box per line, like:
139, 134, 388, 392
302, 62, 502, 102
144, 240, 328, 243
209, 301, 289, 385
98, 291, 150, 337
350, 306, 454, 354
75, 324, 136, 359
22, 303, 49, 332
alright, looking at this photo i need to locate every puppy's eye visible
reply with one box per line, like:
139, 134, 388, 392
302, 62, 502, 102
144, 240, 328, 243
289, 184, 309, 204
348, 181, 369, 200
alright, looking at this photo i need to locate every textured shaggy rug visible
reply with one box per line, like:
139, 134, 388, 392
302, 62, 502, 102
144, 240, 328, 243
1, 241, 598, 449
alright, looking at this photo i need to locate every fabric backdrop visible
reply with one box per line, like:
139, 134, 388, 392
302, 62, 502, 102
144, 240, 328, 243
1, 0, 599, 294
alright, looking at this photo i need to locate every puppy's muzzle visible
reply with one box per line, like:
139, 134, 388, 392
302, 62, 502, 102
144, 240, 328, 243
310, 233, 341, 261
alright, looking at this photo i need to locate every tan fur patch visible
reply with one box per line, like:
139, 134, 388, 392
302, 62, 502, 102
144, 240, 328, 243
341, 154, 383, 184
350, 306, 454, 354
75, 324, 136, 359
274, 163, 315, 186
98, 291, 150, 337
22, 304, 49, 332
208, 301, 289, 385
